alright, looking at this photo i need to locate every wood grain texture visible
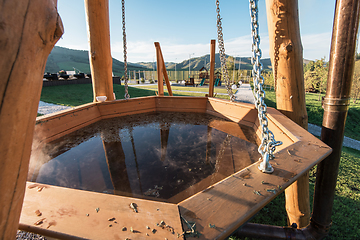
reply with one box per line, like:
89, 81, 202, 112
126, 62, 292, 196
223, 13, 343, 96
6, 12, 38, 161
20, 182, 184, 240
0, 0, 63, 238
98, 97, 156, 119
85, 0, 114, 102
155, 42, 164, 96
265, 0, 310, 227
209, 40, 216, 97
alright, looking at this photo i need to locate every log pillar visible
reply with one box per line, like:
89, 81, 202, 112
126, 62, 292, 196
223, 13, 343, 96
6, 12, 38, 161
0, 0, 63, 238
84, 0, 114, 102
265, 0, 309, 228
209, 40, 216, 97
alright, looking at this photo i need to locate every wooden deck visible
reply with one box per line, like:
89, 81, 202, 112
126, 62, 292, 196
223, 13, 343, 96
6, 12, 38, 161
21, 97, 332, 239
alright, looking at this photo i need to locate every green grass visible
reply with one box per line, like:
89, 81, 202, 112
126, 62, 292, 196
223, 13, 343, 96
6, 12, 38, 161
40, 84, 229, 106
262, 87, 360, 141
133, 84, 230, 94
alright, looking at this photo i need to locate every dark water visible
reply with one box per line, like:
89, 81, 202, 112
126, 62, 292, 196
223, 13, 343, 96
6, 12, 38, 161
29, 112, 260, 203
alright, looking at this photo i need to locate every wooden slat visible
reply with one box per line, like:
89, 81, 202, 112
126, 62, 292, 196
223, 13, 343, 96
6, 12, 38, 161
155, 96, 207, 112
20, 182, 184, 240
206, 98, 258, 125
97, 97, 156, 119
34, 103, 101, 144
208, 119, 249, 141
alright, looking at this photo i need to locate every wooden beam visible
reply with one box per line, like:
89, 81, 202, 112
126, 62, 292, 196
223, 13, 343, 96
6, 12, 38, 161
85, 0, 114, 102
209, 40, 216, 97
155, 42, 164, 96
0, 0, 63, 238
154, 42, 173, 96
265, 0, 310, 228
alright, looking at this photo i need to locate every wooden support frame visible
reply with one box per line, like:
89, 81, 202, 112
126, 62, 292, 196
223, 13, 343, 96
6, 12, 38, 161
21, 97, 331, 239
265, 0, 310, 228
0, 1, 63, 238
85, 0, 115, 102
209, 40, 216, 97
155, 42, 173, 96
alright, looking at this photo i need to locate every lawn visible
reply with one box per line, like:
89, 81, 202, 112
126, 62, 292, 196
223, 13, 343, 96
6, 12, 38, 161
40, 84, 229, 106
263, 88, 360, 141
40, 84, 360, 239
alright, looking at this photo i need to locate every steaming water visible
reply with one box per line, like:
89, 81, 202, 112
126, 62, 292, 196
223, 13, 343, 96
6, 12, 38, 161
29, 112, 260, 203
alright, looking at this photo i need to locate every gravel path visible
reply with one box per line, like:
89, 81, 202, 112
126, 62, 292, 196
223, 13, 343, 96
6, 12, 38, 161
37, 84, 360, 151
38, 101, 71, 115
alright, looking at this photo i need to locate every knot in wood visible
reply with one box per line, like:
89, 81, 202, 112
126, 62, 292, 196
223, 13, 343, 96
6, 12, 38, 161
285, 43, 293, 53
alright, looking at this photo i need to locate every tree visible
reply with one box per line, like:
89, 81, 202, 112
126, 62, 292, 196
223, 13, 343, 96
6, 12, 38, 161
304, 58, 328, 100
263, 71, 275, 90
351, 72, 360, 103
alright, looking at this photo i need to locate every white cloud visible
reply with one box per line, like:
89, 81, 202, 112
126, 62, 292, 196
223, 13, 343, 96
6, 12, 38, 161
111, 35, 270, 63
301, 32, 332, 61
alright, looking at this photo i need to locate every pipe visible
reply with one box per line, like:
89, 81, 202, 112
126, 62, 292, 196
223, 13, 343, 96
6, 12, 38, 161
312, 0, 360, 232
234, 223, 325, 240
236, 0, 360, 239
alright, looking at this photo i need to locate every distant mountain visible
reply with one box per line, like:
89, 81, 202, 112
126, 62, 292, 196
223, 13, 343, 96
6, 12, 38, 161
135, 54, 273, 72
45, 46, 149, 76
46, 46, 312, 77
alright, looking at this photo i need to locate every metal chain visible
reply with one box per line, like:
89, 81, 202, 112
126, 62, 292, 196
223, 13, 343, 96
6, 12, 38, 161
216, 0, 235, 102
122, 0, 130, 99
249, 0, 282, 172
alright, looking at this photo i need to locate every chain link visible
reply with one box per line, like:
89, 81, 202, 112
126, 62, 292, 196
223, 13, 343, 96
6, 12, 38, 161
249, 0, 281, 169
216, 0, 235, 102
122, 0, 130, 99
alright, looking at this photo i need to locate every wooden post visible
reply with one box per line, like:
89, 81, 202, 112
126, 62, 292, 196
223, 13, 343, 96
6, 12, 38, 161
154, 42, 173, 96
85, 0, 114, 102
155, 43, 164, 96
265, 0, 309, 228
209, 40, 216, 97
0, 0, 63, 238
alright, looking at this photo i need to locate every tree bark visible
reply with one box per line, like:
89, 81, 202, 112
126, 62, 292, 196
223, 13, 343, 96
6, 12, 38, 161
265, 0, 310, 228
0, 0, 63, 238
84, 0, 114, 102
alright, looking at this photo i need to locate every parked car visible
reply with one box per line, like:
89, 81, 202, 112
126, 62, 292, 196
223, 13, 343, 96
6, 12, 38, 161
43, 72, 58, 81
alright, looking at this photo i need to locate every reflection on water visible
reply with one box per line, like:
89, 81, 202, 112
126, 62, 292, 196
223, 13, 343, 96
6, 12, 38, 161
29, 112, 260, 203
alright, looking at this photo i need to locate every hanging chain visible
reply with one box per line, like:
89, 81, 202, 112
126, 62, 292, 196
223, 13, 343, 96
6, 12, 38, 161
216, 0, 235, 102
249, 0, 281, 172
122, 0, 130, 99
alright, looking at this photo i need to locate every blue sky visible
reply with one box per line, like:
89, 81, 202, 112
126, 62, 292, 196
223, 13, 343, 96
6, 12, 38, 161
57, 0, 337, 63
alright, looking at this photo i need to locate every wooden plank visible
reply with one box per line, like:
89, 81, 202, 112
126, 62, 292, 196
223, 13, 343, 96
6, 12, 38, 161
206, 98, 258, 124
0, 2, 63, 237
208, 120, 249, 141
155, 96, 207, 112
97, 97, 156, 119
20, 182, 184, 240
266, 0, 310, 227
209, 40, 216, 97
34, 103, 101, 144
85, 0, 114, 102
